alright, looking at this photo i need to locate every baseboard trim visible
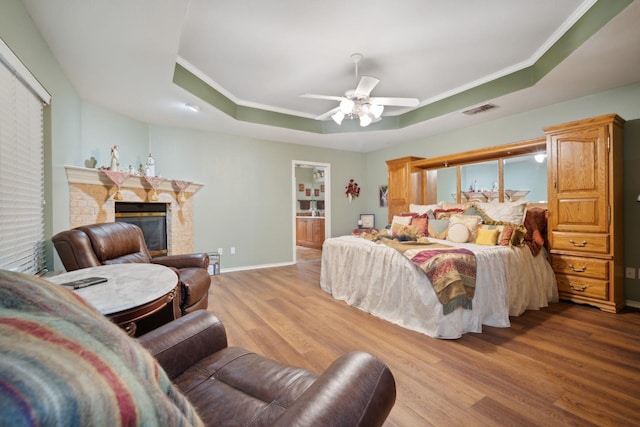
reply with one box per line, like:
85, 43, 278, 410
220, 261, 295, 274
625, 299, 640, 309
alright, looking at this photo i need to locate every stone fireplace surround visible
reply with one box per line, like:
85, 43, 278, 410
64, 166, 203, 255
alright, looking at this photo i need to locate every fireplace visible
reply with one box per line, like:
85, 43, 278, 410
115, 202, 168, 257
63, 165, 203, 256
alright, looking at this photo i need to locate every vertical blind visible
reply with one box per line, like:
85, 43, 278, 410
0, 41, 48, 274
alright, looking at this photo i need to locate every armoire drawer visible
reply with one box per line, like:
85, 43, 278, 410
550, 232, 609, 254
555, 274, 609, 300
549, 254, 609, 280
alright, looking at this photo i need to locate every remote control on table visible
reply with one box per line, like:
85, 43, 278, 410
60, 276, 108, 289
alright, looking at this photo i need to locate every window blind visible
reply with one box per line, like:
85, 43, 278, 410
0, 42, 47, 274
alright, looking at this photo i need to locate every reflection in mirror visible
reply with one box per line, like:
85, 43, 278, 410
504, 154, 547, 202
436, 167, 457, 203
461, 160, 499, 203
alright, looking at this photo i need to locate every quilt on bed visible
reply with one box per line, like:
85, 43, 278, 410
382, 239, 476, 314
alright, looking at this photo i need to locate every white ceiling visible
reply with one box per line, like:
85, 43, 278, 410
22, 0, 640, 152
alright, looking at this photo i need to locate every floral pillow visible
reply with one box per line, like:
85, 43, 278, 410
410, 217, 428, 237
391, 223, 419, 241
433, 208, 464, 220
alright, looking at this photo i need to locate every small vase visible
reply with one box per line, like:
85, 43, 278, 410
348, 193, 353, 203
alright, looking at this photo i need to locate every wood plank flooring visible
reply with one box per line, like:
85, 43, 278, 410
207, 258, 640, 426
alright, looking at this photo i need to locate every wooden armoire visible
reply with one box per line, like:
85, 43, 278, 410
545, 113, 625, 313
385, 156, 423, 223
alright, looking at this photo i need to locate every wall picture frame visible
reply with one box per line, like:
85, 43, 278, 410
360, 214, 375, 229
379, 185, 388, 207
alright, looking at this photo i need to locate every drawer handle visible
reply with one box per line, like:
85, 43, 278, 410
568, 264, 587, 273
569, 283, 587, 292
569, 239, 587, 247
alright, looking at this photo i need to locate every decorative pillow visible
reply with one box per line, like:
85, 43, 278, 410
449, 214, 481, 242
433, 208, 464, 220
498, 225, 515, 246
477, 201, 528, 224
447, 223, 470, 243
510, 226, 526, 246
410, 217, 428, 237
427, 219, 449, 239
498, 224, 526, 246
475, 227, 500, 245
391, 223, 419, 241
441, 202, 470, 210
391, 215, 412, 226
0, 270, 203, 427
409, 203, 442, 215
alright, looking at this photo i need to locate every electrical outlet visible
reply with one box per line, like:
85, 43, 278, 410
230, 247, 236, 255
218, 247, 223, 255
625, 267, 636, 279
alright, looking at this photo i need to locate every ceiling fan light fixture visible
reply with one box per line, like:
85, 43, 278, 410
369, 103, 384, 119
339, 99, 355, 114
331, 111, 345, 125
359, 114, 372, 127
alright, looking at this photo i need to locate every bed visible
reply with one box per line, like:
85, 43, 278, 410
320, 204, 558, 339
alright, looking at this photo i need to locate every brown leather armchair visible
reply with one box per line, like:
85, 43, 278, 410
139, 310, 396, 426
52, 222, 211, 315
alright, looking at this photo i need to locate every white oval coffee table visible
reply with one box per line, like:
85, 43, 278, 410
47, 263, 179, 336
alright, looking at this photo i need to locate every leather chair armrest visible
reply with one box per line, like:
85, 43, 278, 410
138, 310, 227, 379
52, 229, 102, 271
272, 352, 396, 427
152, 253, 209, 270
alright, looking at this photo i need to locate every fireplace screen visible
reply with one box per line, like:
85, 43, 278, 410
115, 202, 167, 257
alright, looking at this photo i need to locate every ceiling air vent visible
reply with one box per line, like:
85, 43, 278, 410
462, 103, 498, 115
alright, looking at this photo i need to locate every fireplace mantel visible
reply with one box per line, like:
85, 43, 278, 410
64, 165, 203, 194
63, 165, 202, 255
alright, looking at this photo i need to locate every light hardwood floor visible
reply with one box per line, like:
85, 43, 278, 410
208, 259, 640, 426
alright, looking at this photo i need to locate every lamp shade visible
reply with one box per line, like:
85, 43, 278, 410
331, 111, 345, 125
359, 114, 372, 127
369, 104, 384, 119
339, 99, 355, 114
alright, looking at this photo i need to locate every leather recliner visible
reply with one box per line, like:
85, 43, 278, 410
52, 222, 211, 315
138, 310, 397, 426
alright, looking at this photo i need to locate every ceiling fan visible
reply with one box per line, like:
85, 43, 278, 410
301, 53, 420, 127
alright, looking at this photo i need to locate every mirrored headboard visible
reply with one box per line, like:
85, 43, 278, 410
411, 137, 547, 204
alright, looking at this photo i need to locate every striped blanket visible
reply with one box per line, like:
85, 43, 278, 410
383, 240, 477, 315
0, 270, 203, 427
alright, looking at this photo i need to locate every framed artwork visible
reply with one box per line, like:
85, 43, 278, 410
305, 188, 311, 196
314, 189, 320, 197
360, 214, 375, 229
379, 185, 388, 207
298, 183, 304, 191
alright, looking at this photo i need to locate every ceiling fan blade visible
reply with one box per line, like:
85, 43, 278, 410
316, 106, 340, 121
369, 97, 419, 107
301, 94, 345, 102
353, 76, 379, 97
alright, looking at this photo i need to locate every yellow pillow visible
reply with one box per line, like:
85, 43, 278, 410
475, 227, 500, 245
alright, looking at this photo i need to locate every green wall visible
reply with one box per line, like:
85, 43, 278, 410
2, 0, 640, 304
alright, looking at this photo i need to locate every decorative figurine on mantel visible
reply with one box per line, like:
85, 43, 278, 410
145, 153, 155, 177
110, 145, 119, 171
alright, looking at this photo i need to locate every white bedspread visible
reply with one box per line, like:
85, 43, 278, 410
320, 236, 558, 339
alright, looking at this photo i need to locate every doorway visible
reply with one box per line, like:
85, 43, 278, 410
292, 160, 331, 263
